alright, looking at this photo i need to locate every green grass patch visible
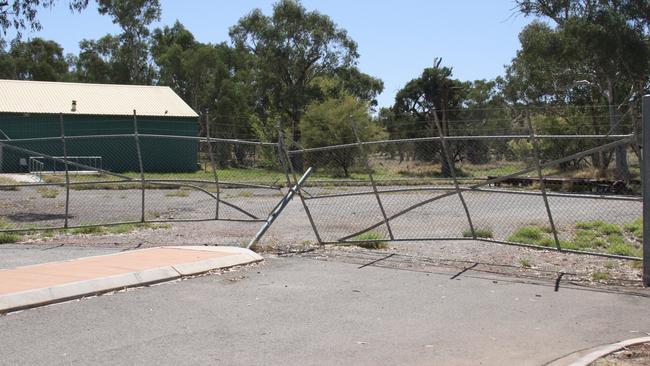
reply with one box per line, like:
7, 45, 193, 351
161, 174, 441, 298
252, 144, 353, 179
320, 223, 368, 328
36, 187, 59, 198
0, 217, 12, 229
624, 218, 643, 241
507, 225, 554, 246
462, 228, 493, 238
606, 242, 642, 257
575, 220, 622, 235
0, 232, 21, 244
69, 223, 169, 236
519, 259, 532, 268
507, 219, 643, 257
353, 232, 389, 249
591, 271, 610, 281
70, 225, 105, 234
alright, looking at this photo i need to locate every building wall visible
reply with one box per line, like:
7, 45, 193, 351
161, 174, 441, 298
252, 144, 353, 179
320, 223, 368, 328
0, 113, 198, 173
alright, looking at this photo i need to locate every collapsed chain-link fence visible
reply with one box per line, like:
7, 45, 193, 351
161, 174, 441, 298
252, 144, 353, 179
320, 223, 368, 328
287, 104, 644, 261
0, 105, 644, 262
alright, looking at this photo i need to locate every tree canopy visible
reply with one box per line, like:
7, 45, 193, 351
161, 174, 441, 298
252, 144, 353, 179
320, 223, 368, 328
0, 0, 648, 180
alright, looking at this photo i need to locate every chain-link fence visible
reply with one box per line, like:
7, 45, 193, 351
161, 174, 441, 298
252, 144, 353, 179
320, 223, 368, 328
0, 105, 645, 262
286, 104, 643, 261
0, 112, 290, 233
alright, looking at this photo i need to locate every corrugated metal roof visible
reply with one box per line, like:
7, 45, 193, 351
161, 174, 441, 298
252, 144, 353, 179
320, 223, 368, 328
0, 79, 198, 117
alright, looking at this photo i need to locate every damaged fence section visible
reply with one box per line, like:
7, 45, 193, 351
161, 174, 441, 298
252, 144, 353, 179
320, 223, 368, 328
0, 100, 648, 285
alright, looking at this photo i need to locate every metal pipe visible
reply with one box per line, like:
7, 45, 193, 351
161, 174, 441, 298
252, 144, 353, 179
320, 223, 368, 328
133, 110, 146, 223
0, 133, 633, 147
138, 134, 277, 146
478, 238, 641, 261
59, 113, 71, 228
350, 116, 395, 240
204, 112, 221, 219
642, 94, 650, 287
287, 134, 635, 154
526, 112, 562, 251
321, 237, 641, 261
304, 185, 642, 202
432, 113, 476, 239
278, 126, 323, 244
247, 167, 314, 249
0, 134, 278, 146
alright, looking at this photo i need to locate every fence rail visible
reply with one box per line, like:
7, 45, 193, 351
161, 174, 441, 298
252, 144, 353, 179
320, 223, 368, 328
0, 105, 647, 283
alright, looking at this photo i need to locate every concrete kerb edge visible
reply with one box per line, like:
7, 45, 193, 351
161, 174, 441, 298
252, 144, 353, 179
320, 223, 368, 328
545, 336, 650, 366
0, 246, 263, 314
0, 267, 181, 314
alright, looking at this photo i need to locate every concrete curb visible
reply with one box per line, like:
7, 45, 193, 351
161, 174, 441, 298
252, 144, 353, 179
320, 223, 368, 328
0, 246, 262, 314
545, 336, 650, 366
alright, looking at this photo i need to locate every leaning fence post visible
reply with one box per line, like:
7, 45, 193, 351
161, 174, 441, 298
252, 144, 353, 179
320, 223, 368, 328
349, 116, 395, 241
431, 113, 476, 239
133, 110, 145, 223
278, 124, 323, 245
59, 113, 70, 228
642, 94, 650, 286
204, 111, 220, 220
526, 110, 562, 251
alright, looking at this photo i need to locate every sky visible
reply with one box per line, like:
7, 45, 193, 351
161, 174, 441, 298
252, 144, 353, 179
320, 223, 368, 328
9, 0, 536, 109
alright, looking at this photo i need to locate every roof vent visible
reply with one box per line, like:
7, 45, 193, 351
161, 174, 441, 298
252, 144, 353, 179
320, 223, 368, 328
71, 100, 77, 112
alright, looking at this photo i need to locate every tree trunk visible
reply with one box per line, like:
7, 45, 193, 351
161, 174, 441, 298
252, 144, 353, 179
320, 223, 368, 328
289, 113, 304, 172
433, 110, 454, 178
606, 80, 630, 180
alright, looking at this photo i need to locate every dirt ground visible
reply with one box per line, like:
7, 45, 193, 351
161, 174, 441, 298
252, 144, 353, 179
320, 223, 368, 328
592, 343, 650, 366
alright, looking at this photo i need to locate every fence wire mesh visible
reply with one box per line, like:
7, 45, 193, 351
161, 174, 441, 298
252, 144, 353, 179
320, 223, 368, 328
0, 107, 644, 261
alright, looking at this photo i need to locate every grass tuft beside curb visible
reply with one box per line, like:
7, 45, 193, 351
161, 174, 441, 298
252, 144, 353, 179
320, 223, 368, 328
352, 232, 389, 249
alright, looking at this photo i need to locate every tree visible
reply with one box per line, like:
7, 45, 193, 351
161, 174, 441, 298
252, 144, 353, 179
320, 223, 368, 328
73, 35, 126, 83
0, 0, 88, 40
301, 94, 386, 177
151, 21, 198, 102
333, 66, 384, 107
512, 0, 650, 180
7, 37, 69, 80
96, 0, 160, 84
393, 58, 466, 176
230, 0, 359, 168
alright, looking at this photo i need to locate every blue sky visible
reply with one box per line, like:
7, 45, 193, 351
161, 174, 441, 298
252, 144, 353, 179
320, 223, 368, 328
12, 0, 535, 108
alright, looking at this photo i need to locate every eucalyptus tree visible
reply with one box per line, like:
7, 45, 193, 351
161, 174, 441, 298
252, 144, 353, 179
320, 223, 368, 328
8, 37, 68, 80
96, 0, 160, 84
230, 0, 359, 168
393, 58, 467, 176
511, 0, 650, 179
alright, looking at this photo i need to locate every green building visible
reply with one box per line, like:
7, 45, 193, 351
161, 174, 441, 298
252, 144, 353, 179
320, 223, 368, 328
0, 79, 199, 173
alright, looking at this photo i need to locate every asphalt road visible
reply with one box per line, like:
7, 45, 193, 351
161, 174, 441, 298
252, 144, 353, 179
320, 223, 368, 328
1, 253, 649, 366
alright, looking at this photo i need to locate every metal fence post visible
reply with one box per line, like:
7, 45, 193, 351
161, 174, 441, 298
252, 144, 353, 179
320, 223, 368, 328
431, 113, 476, 238
59, 113, 70, 228
349, 116, 395, 240
278, 124, 323, 244
642, 94, 650, 286
526, 110, 562, 251
133, 110, 145, 223
204, 111, 220, 220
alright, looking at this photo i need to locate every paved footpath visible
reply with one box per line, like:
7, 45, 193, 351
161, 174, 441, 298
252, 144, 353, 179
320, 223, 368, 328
0, 249, 649, 366
0, 246, 262, 313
